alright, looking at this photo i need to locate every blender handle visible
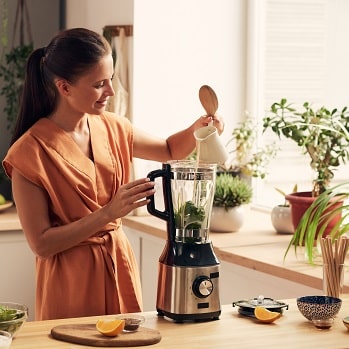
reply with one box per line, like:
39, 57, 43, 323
146, 168, 171, 222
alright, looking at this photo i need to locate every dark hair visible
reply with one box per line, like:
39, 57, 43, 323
11, 28, 111, 144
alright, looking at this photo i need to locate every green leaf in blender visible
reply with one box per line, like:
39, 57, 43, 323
174, 200, 205, 229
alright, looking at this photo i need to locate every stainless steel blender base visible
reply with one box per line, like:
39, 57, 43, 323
156, 263, 221, 322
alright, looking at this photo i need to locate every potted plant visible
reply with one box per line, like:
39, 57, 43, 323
271, 185, 297, 234
220, 116, 278, 180
0, 0, 33, 195
210, 173, 253, 232
0, 0, 34, 134
284, 182, 349, 264
263, 98, 349, 233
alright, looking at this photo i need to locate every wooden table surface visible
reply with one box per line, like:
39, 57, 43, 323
10, 297, 349, 349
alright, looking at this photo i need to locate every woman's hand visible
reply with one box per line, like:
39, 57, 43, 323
108, 178, 155, 219
194, 114, 225, 135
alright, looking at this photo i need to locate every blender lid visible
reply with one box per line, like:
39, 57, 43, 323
232, 295, 288, 317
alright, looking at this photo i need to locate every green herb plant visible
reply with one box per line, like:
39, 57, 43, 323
213, 173, 252, 210
222, 116, 278, 179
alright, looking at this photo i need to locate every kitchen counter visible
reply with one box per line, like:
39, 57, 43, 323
2, 206, 348, 293
122, 210, 349, 292
10, 296, 349, 348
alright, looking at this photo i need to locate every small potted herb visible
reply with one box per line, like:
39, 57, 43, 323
220, 116, 278, 180
210, 173, 252, 232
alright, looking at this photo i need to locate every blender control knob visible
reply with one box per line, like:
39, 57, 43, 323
192, 276, 214, 298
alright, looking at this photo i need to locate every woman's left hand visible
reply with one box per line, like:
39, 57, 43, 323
196, 114, 225, 135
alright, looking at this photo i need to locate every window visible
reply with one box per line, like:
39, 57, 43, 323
249, 0, 349, 208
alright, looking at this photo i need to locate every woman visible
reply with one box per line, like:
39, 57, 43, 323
2, 28, 224, 320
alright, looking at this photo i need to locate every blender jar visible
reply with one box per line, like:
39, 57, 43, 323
169, 160, 216, 243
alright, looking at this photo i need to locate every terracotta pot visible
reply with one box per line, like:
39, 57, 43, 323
285, 191, 342, 237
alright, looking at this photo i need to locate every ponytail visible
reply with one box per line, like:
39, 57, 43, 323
11, 47, 56, 145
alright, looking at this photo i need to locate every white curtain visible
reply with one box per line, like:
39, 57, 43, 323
107, 28, 130, 120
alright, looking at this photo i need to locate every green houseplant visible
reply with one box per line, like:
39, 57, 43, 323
284, 182, 349, 264
0, 0, 34, 134
0, 0, 33, 192
222, 116, 278, 179
263, 98, 349, 195
210, 173, 252, 232
263, 98, 349, 238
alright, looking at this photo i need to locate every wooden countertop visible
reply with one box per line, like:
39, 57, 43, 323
122, 210, 349, 292
2, 206, 348, 291
10, 297, 349, 348
0, 206, 21, 231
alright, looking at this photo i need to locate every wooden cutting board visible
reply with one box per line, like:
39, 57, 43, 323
51, 323, 161, 347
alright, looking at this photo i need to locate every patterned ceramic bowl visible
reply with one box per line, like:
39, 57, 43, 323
296, 296, 342, 321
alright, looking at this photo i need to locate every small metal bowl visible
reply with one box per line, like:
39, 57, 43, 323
115, 314, 145, 332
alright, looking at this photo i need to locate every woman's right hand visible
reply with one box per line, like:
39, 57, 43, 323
108, 178, 155, 219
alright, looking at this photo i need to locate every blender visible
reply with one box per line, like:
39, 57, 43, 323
147, 160, 221, 322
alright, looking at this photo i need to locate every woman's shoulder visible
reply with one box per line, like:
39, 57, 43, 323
99, 111, 132, 127
95, 112, 133, 137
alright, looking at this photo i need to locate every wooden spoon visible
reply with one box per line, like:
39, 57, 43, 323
199, 85, 219, 116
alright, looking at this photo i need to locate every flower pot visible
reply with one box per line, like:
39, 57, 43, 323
210, 206, 245, 232
271, 205, 293, 234
285, 191, 342, 238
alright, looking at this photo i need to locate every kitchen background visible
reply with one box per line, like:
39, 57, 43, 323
1, 0, 349, 321
2, 0, 349, 209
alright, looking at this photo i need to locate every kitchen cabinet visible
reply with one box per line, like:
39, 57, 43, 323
219, 261, 319, 303
124, 227, 164, 311
123, 225, 320, 312
0, 229, 35, 320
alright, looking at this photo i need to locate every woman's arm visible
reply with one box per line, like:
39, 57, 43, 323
12, 169, 155, 258
133, 115, 224, 161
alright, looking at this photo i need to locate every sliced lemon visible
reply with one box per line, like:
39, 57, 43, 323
254, 306, 281, 323
96, 319, 125, 337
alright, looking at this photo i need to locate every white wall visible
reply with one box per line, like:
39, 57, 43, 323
66, 0, 133, 33
326, 0, 349, 106
65, 0, 246, 179
132, 0, 245, 142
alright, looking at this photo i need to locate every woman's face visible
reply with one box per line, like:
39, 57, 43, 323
66, 54, 115, 115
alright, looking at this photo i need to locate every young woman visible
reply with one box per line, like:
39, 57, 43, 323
2, 28, 224, 320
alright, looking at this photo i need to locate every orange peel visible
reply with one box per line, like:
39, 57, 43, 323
96, 319, 125, 337
254, 306, 281, 323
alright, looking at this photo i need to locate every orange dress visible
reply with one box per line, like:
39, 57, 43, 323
3, 112, 143, 320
